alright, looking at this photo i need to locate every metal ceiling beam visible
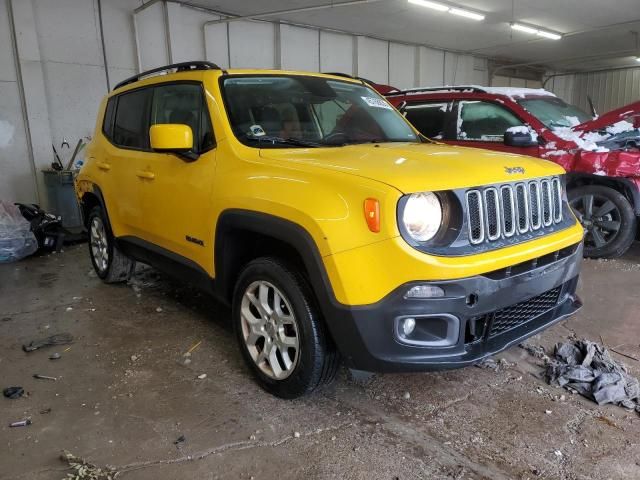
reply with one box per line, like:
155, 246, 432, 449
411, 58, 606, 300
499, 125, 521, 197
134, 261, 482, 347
202, 0, 388, 26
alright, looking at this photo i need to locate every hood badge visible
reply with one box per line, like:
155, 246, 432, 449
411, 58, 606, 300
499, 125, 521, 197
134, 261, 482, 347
505, 166, 526, 174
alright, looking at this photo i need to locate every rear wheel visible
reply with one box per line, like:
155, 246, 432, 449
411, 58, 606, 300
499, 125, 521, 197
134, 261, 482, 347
87, 206, 135, 283
568, 185, 636, 258
232, 257, 339, 398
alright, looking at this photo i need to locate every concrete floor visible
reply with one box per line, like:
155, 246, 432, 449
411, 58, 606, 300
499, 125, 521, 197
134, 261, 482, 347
1, 244, 640, 480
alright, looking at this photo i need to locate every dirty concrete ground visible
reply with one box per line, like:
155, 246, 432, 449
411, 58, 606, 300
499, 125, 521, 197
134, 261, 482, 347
1, 244, 640, 480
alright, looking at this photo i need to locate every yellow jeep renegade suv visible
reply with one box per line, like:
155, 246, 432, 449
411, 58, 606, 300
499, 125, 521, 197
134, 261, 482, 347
76, 61, 584, 398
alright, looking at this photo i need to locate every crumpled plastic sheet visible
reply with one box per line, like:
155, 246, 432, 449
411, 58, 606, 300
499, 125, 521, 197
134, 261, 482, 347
546, 339, 640, 413
0, 200, 37, 263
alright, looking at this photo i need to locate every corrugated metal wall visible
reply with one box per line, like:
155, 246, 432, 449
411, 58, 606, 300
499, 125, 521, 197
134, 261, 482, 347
549, 68, 640, 113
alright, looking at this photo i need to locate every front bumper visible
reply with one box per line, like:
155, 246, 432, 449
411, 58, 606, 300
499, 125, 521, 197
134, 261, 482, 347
327, 242, 583, 372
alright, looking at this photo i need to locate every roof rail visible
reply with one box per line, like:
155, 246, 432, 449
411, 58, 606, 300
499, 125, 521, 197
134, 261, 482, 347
323, 72, 373, 85
113, 61, 222, 91
386, 86, 487, 96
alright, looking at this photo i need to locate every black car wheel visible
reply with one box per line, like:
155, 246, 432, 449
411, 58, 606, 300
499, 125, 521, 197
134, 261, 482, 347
232, 257, 339, 398
568, 185, 636, 258
87, 206, 136, 283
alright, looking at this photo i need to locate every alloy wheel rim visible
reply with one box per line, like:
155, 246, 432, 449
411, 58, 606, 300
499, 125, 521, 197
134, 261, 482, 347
569, 193, 621, 250
240, 280, 300, 380
90, 217, 109, 273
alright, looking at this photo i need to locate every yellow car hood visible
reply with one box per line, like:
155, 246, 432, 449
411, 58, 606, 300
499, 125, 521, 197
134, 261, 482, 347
259, 142, 564, 193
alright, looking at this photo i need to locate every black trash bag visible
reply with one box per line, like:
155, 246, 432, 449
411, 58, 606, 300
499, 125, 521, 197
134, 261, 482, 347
15, 203, 66, 252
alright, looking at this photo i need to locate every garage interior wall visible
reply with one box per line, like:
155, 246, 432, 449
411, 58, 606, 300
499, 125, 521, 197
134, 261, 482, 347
1, 0, 491, 205
0, 0, 138, 206
550, 68, 640, 114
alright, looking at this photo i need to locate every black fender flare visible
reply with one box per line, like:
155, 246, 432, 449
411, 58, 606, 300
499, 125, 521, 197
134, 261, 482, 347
214, 209, 368, 364
214, 209, 339, 307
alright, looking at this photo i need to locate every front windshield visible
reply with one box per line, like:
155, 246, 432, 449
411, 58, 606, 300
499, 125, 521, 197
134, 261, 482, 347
221, 75, 419, 147
517, 97, 592, 130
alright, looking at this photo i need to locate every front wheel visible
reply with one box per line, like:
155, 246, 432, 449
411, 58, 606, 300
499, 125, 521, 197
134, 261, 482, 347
568, 185, 636, 258
232, 257, 339, 398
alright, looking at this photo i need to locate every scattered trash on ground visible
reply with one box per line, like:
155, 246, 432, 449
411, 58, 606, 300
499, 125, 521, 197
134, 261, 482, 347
9, 419, 31, 428
0, 201, 38, 263
3, 386, 24, 399
40, 407, 52, 415
173, 435, 186, 445
197, 373, 207, 380
33, 374, 58, 381
523, 339, 640, 413
23, 333, 74, 352
475, 357, 514, 372
519, 342, 550, 361
49, 352, 61, 360
60, 451, 117, 480
294, 431, 301, 438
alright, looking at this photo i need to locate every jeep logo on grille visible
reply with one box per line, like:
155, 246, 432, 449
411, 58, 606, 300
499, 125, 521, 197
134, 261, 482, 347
505, 166, 525, 174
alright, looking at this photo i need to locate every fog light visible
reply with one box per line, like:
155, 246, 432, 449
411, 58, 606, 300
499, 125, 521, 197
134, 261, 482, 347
401, 317, 416, 336
404, 285, 445, 299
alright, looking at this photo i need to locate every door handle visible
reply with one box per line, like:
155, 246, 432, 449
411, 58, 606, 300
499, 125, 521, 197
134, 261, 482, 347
97, 161, 111, 171
136, 170, 155, 180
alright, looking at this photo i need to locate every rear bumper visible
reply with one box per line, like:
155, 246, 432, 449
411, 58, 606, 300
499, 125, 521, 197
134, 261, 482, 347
326, 242, 583, 372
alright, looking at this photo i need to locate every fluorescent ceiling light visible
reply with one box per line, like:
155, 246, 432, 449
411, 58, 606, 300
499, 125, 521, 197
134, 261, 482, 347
511, 23, 538, 34
536, 30, 562, 40
510, 22, 562, 40
408, 0, 449, 11
449, 7, 485, 21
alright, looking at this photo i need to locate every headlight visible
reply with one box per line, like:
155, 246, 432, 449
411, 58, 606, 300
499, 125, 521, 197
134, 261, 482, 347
402, 192, 443, 242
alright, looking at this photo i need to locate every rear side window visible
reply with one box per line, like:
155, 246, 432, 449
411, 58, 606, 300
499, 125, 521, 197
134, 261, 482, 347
457, 100, 523, 141
405, 102, 449, 139
113, 88, 152, 149
102, 97, 116, 140
151, 83, 214, 153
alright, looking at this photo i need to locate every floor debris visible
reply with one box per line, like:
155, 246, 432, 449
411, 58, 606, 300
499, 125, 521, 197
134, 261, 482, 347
9, 419, 31, 427
3, 386, 24, 399
23, 333, 74, 352
49, 352, 61, 360
33, 374, 57, 381
60, 451, 117, 480
173, 435, 186, 445
539, 339, 640, 413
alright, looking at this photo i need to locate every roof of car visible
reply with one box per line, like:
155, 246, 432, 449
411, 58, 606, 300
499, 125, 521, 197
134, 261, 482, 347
387, 85, 556, 99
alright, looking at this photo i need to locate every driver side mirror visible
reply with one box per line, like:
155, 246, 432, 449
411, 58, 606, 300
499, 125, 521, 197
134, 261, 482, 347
150, 124, 198, 161
504, 129, 538, 148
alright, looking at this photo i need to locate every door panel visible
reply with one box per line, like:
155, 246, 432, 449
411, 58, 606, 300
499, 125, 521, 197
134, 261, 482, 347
137, 82, 216, 270
107, 87, 154, 238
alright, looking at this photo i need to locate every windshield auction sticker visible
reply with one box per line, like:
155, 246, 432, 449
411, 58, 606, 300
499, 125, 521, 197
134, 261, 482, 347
361, 96, 393, 110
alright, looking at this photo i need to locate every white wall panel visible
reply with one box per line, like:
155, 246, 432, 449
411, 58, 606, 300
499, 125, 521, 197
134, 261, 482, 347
356, 36, 388, 84
444, 53, 474, 85
280, 24, 319, 72
0, 0, 32, 202
166, 3, 219, 64
319, 31, 353, 74
229, 21, 275, 69
389, 43, 415, 89
418, 46, 444, 86
567, 68, 640, 113
204, 22, 229, 68
135, 1, 168, 70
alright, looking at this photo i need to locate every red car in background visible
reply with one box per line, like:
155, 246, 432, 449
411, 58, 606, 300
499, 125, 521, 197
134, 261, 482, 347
383, 85, 640, 258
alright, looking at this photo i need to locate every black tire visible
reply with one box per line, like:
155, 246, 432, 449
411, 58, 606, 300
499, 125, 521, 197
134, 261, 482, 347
87, 206, 135, 283
232, 257, 339, 398
568, 185, 636, 258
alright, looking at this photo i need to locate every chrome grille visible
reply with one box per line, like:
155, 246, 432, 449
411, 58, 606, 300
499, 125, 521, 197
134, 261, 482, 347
466, 177, 564, 245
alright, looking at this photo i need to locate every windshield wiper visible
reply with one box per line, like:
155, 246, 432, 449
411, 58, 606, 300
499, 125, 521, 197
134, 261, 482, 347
245, 135, 323, 148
